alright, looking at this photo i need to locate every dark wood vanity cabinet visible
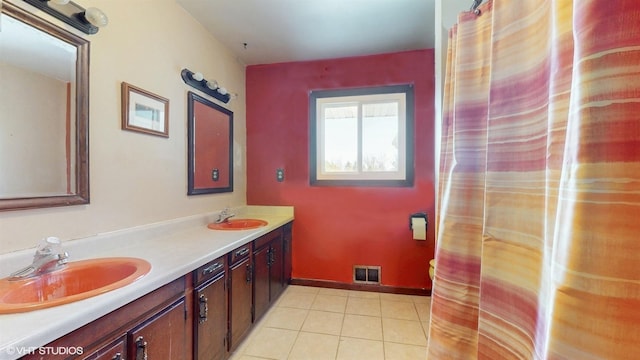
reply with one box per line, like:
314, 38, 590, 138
228, 244, 253, 352
193, 222, 293, 358
193, 256, 227, 360
82, 337, 125, 360
21, 222, 293, 360
253, 228, 285, 322
22, 277, 189, 360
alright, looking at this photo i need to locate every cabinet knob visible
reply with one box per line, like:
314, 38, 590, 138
246, 263, 252, 283
198, 294, 209, 323
135, 336, 148, 360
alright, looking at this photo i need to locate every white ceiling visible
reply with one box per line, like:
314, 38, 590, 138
177, 0, 436, 66
0, 12, 76, 81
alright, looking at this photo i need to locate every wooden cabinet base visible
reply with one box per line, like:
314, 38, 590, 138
21, 221, 293, 360
21, 277, 187, 360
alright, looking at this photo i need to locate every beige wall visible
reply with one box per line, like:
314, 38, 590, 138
1, 63, 68, 196
1, 0, 247, 253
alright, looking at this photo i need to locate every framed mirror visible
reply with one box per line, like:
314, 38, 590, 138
0, 2, 89, 211
187, 91, 233, 195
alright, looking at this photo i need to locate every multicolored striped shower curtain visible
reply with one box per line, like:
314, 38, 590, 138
428, 0, 640, 358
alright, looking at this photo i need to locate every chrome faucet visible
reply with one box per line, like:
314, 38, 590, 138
8, 237, 69, 280
215, 207, 236, 223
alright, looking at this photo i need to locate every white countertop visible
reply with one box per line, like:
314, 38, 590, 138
0, 206, 294, 360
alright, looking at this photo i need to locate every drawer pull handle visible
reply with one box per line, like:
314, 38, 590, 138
202, 262, 223, 276
135, 336, 148, 360
236, 247, 249, 257
199, 294, 209, 323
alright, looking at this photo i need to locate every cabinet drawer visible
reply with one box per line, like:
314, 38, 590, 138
254, 228, 282, 250
229, 244, 252, 265
83, 336, 126, 360
195, 256, 226, 286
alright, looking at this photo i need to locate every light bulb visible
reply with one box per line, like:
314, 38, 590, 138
192, 72, 204, 81
51, 0, 71, 5
206, 80, 218, 90
84, 7, 108, 27
217, 87, 228, 95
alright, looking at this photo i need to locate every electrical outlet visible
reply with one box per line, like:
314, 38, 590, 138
276, 168, 285, 182
212, 168, 219, 181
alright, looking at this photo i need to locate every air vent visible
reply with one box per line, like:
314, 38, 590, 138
353, 265, 381, 284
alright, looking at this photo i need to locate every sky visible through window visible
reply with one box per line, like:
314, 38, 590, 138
322, 102, 398, 173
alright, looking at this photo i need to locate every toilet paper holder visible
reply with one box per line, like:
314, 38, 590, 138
409, 212, 428, 231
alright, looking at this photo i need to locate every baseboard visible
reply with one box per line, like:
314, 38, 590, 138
290, 278, 432, 296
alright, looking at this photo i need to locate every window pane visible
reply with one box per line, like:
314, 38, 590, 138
323, 105, 357, 172
362, 102, 398, 172
310, 84, 413, 186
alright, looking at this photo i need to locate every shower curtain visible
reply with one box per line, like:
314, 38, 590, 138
428, 0, 640, 359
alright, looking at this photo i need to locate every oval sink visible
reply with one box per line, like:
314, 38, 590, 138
0, 257, 151, 314
207, 219, 268, 230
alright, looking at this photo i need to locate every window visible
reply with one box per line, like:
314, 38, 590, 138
310, 85, 414, 186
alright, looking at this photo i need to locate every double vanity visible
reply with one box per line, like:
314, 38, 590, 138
0, 206, 293, 360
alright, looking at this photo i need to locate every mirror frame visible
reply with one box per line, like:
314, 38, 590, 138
187, 91, 234, 195
1, 2, 90, 211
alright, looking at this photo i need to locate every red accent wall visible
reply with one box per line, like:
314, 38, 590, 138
246, 50, 435, 290
194, 101, 231, 188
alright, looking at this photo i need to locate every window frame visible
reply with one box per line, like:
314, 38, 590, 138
309, 84, 414, 187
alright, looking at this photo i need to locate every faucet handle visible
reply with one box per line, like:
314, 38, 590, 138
34, 237, 63, 258
57, 252, 69, 265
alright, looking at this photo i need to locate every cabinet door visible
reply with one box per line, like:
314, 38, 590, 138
195, 273, 227, 360
229, 257, 252, 352
129, 298, 187, 360
253, 245, 270, 322
269, 236, 285, 301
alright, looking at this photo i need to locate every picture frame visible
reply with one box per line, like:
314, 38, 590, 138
121, 82, 169, 137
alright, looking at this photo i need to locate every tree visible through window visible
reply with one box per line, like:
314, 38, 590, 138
310, 85, 414, 186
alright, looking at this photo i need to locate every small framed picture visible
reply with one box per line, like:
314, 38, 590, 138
121, 82, 169, 137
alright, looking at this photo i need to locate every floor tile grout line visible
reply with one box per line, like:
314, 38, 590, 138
232, 286, 430, 359
284, 328, 301, 360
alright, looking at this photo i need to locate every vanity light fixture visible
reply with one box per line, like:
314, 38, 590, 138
21, 0, 108, 34
181, 68, 232, 104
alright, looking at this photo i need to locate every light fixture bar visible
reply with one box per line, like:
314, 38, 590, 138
180, 68, 231, 103
22, 0, 103, 34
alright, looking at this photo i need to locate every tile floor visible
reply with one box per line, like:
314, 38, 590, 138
229, 285, 430, 360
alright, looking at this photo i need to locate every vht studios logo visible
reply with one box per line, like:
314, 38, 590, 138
4, 346, 84, 356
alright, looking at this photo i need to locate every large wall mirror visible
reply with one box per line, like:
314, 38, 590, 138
187, 92, 233, 195
0, 2, 89, 211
